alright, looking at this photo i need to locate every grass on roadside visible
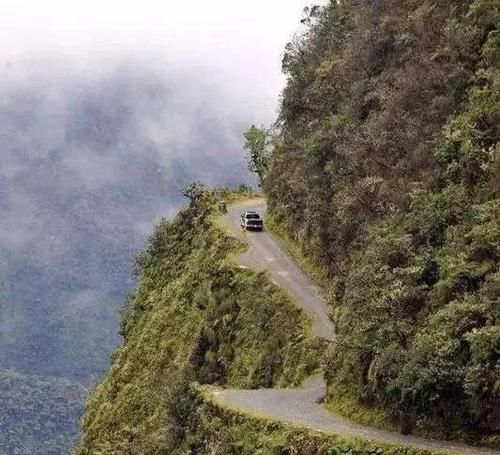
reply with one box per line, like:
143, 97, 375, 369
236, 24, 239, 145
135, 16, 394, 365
326, 383, 400, 434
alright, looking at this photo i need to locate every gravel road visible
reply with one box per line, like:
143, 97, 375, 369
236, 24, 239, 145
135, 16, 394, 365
223, 199, 334, 340
215, 199, 499, 455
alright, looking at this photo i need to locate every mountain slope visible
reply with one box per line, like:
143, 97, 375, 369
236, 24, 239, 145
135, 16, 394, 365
75, 191, 321, 454
205, 200, 498, 455
76, 0, 498, 452
260, 0, 499, 443
0, 370, 86, 454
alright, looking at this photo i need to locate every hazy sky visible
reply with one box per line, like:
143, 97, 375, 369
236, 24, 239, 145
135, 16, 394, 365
1, 0, 312, 117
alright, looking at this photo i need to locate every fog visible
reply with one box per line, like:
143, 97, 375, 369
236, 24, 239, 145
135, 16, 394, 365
0, 1, 311, 451
2, 0, 311, 113
0, 63, 259, 380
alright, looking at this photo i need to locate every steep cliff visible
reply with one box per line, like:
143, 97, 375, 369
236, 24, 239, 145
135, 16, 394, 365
260, 0, 499, 442
75, 192, 321, 453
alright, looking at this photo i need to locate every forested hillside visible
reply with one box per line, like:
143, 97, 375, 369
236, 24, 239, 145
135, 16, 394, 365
76, 0, 498, 452
75, 191, 321, 453
253, 0, 499, 443
0, 371, 86, 453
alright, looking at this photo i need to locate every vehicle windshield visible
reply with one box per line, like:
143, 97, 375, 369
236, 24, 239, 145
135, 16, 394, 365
246, 213, 260, 219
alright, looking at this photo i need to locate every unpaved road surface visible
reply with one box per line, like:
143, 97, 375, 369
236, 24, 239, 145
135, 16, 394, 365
223, 199, 334, 340
216, 199, 499, 455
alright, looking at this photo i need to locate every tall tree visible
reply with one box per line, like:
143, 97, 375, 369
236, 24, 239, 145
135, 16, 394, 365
243, 125, 271, 185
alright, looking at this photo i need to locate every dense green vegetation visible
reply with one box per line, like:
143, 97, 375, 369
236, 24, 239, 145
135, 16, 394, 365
77, 0, 498, 451
0, 370, 86, 454
75, 190, 321, 454
248, 0, 499, 444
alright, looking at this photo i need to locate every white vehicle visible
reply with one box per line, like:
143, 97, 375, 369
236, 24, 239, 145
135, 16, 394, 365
240, 211, 264, 231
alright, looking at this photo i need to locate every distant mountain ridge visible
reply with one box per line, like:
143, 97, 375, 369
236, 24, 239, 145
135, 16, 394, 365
0, 370, 86, 454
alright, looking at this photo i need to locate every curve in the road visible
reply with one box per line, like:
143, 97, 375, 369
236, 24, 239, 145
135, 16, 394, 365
216, 199, 499, 455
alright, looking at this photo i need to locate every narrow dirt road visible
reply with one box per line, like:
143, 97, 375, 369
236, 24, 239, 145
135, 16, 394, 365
214, 199, 500, 455
223, 199, 334, 340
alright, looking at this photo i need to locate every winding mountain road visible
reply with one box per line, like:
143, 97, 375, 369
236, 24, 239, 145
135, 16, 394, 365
223, 199, 333, 340
215, 199, 499, 455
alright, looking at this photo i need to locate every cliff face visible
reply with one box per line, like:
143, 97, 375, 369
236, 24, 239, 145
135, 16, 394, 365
262, 0, 499, 441
75, 192, 321, 454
